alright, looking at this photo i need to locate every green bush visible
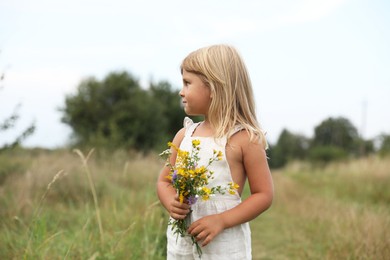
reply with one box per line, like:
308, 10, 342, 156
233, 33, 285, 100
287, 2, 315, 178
61, 71, 186, 152
308, 145, 347, 163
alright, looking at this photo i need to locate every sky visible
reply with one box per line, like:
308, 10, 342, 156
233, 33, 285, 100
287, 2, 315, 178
0, 0, 389, 148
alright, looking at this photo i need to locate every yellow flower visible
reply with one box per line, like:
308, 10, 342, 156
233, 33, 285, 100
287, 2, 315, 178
195, 166, 206, 175
230, 182, 239, 189
213, 149, 223, 160
192, 139, 200, 147
217, 151, 223, 160
177, 150, 189, 162
188, 169, 195, 177
177, 168, 185, 176
202, 187, 211, 193
179, 193, 184, 204
228, 182, 239, 194
168, 142, 178, 151
201, 187, 211, 200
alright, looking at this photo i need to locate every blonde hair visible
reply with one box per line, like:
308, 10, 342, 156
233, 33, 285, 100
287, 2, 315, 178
181, 44, 267, 148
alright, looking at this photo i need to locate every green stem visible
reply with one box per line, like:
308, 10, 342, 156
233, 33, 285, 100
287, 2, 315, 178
74, 149, 104, 245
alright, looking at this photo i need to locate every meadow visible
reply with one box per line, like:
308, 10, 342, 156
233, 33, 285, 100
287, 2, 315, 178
0, 148, 389, 259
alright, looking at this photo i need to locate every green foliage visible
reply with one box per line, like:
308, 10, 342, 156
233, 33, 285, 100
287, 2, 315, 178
307, 117, 364, 163
268, 129, 309, 168
268, 117, 371, 167
308, 145, 347, 163
378, 134, 390, 157
1, 55, 35, 151
0, 100, 35, 152
355, 137, 375, 156
311, 117, 359, 154
149, 81, 186, 141
61, 71, 186, 152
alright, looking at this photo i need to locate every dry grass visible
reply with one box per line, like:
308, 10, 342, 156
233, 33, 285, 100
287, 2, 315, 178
0, 150, 389, 259
0, 148, 167, 259
251, 156, 390, 259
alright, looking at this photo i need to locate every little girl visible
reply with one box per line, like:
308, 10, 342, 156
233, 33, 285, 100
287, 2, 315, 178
157, 44, 274, 259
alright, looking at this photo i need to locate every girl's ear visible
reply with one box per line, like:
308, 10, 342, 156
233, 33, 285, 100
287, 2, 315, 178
207, 82, 213, 99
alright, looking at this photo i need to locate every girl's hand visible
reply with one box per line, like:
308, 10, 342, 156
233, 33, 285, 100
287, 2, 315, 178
169, 194, 190, 220
188, 214, 225, 247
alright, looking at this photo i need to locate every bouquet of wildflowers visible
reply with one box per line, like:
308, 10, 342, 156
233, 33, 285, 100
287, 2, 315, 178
160, 139, 239, 257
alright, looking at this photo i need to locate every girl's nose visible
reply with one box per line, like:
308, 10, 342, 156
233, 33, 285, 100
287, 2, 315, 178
179, 88, 184, 97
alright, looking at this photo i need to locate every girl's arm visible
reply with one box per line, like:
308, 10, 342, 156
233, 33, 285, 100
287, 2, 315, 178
156, 128, 190, 220
220, 133, 273, 226
188, 131, 274, 246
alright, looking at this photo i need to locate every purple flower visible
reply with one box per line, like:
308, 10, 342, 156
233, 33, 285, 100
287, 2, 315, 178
188, 195, 198, 205
172, 170, 178, 184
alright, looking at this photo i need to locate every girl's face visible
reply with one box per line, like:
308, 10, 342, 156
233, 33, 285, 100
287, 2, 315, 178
180, 69, 212, 116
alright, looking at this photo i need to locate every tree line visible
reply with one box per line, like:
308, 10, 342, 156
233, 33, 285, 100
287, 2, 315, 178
59, 70, 390, 167
267, 118, 379, 168
2, 70, 389, 167
60, 71, 188, 152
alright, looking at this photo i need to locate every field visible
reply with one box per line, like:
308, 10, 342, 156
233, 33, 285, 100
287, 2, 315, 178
0, 148, 389, 259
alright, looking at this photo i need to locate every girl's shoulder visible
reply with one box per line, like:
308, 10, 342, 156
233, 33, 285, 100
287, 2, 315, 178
229, 128, 266, 153
228, 123, 268, 150
229, 129, 251, 145
172, 127, 186, 147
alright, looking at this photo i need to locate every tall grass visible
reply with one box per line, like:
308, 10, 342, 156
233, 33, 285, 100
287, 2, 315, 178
0, 148, 167, 259
251, 157, 390, 259
0, 149, 389, 259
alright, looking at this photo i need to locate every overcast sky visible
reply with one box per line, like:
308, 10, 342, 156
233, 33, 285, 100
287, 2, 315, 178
0, 0, 389, 148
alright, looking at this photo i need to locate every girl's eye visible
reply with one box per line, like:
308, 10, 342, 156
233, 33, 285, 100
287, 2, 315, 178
183, 80, 190, 86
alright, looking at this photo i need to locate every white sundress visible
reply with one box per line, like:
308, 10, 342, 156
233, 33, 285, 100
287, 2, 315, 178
166, 117, 252, 260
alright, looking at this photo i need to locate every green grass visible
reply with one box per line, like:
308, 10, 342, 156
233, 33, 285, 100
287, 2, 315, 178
0, 149, 389, 259
0, 148, 167, 259
250, 158, 390, 259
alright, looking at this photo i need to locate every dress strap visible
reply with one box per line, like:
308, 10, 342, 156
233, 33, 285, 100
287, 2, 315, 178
214, 126, 242, 148
228, 125, 244, 138
183, 117, 200, 137
183, 117, 193, 129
